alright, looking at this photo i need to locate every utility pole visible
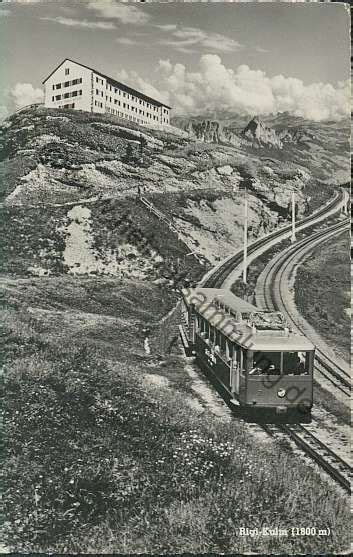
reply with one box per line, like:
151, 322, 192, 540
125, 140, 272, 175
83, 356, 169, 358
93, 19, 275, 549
291, 191, 296, 243
243, 187, 248, 284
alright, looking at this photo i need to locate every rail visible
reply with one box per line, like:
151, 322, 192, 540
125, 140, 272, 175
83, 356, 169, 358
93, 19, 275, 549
13, 102, 44, 114
263, 423, 351, 493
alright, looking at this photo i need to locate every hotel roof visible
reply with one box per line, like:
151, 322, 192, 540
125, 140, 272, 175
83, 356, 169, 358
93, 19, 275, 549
42, 58, 172, 109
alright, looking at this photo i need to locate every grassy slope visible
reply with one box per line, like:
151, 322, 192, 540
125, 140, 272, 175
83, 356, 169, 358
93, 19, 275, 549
295, 231, 350, 362
2, 277, 350, 554
1, 107, 350, 553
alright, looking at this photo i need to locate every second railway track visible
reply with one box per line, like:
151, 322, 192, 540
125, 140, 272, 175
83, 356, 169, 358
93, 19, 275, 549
258, 218, 351, 397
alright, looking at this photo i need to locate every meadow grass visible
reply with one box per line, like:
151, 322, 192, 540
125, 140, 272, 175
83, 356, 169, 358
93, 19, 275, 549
1, 278, 350, 554
295, 230, 350, 363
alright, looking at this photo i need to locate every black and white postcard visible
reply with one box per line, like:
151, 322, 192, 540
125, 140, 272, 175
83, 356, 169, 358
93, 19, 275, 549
1, 1, 351, 554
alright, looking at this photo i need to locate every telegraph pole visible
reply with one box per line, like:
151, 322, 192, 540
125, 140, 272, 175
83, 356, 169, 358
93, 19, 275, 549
243, 187, 248, 284
291, 191, 296, 243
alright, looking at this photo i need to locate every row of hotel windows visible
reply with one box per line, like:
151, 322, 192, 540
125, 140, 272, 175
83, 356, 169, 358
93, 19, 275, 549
60, 103, 75, 109
52, 90, 83, 101
96, 90, 164, 117
55, 71, 170, 113
55, 101, 169, 124
52, 78, 83, 90
106, 107, 152, 125
95, 99, 165, 122
98, 79, 160, 110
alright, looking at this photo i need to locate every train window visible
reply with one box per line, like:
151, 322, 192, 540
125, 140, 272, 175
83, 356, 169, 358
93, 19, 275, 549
249, 351, 281, 375
220, 332, 227, 353
200, 317, 206, 333
195, 315, 201, 331
282, 351, 309, 375
241, 348, 249, 374
215, 329, 221, 347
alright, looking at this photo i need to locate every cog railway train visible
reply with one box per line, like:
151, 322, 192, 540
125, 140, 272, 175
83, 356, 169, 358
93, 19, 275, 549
179, 287, 315, 421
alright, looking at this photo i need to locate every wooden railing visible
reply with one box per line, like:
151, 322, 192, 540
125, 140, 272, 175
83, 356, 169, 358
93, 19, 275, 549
139, 195, 204, 264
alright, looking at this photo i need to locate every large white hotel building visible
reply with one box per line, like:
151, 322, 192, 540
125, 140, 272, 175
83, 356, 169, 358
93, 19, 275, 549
43, 58, 171, 127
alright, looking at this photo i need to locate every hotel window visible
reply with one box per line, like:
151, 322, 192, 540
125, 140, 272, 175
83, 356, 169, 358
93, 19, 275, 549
52, 85, 55, 91
52, 96, 54, 101
55, 95, 61, 100
55, 84, 61, 89
123, 103, 126, 108
65, 68, 69, 75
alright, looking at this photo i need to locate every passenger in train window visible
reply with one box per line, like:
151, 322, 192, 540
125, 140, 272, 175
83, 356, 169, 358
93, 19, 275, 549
267, 364, 280, 375
249, 366, 262, 375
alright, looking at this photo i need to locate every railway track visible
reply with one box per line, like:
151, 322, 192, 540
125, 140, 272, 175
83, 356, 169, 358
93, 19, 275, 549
198, 190, 351, 493
259, 218, 351, 397
202, 189, 347, 289
263, 423, 351, 493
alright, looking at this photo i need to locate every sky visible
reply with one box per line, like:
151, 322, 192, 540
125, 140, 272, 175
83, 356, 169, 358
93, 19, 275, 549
0, 0, 350, 121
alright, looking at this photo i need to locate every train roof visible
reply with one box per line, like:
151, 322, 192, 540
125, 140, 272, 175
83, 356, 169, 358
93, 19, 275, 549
182, 287, 315, 352
182, 287, 257, 313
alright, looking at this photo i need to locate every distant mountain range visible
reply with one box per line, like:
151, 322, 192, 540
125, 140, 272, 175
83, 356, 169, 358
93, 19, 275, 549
171, 112, 350, 184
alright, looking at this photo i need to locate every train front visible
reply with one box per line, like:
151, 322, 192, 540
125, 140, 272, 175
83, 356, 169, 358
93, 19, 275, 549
242, 312, 315, 421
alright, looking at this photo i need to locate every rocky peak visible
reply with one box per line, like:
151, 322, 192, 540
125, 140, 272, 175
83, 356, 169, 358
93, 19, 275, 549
185, 119, 224, 143
241, 116, 283, 148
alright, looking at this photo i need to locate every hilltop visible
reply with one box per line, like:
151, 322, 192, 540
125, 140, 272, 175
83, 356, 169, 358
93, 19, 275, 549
0, 104, 335, 278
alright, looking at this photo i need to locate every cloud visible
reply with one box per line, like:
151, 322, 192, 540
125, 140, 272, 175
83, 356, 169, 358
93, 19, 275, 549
40, 16, 116, 29
11, 83, 44, 109
158, 25, 242, 53
0, 105, 9, 121
117, 55, 350, 122
155, 24, 178, 32
87, 0, 150, 24
116, 37, 137, 45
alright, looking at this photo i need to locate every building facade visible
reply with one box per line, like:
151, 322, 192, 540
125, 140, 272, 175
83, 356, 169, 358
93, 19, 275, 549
43, 59, 171, 126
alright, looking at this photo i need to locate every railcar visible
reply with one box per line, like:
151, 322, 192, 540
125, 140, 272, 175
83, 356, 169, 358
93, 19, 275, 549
179, 287, 314, 421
